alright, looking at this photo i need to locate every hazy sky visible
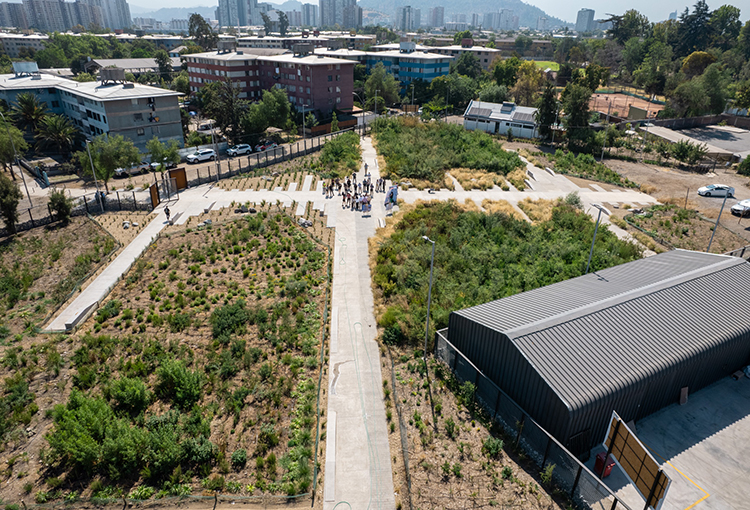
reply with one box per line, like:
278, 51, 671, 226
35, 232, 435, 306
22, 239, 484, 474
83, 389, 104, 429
132, 0, 750, 24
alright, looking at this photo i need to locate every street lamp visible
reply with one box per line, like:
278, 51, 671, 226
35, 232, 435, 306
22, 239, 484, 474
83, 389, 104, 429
585, 203, 611, 274
0, 111, 31, 204
85, 139, 104, 212
707, 192, 729, 253
422, 235, 435, 362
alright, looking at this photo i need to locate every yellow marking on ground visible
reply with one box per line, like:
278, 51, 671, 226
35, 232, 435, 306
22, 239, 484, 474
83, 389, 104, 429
642, 442, 710, 510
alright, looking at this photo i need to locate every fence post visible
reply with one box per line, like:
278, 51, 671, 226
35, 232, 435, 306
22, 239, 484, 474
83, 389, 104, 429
197, 168, 201, 184
541, 437, 552, 468
117, 191, 121, 210
256, 153, 260, 167
493, 390, 501, 421
84, 196, 89, 214
571, 465, 583, 497
47, 203, 52, 219
282, 146, 286, 161
132, 191, 136, 209
207, 166, 212, 180
515, 414, 525, 448
27, 207, 34, 227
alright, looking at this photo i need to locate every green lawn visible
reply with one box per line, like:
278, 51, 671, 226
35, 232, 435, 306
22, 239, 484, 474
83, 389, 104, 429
533, 60, 560, 71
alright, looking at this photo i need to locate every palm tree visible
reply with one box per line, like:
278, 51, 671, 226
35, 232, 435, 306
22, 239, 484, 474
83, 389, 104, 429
35, 115, 81, 159
12, 92, 47, 132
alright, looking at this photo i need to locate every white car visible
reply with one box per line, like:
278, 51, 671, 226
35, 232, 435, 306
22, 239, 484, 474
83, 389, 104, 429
697, 184, 734, 197
150, 158, 178, 171
227, 144, 251, 156
114, 161, 148, 178
731, 199, 750, 216
186, 149, 216, 163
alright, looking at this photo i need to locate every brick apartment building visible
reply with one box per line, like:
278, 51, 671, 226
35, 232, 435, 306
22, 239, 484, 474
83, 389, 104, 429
185, 46, 355, 119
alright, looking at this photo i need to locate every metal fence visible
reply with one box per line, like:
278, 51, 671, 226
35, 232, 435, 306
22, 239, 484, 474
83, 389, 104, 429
435, 329, 634, 510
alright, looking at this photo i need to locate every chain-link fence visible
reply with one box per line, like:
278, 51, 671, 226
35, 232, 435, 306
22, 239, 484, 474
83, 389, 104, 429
435, 329, 634, 510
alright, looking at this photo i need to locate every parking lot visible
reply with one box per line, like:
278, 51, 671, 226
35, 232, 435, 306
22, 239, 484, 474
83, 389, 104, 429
592, 375, 750, 510
680, 125, 750, 160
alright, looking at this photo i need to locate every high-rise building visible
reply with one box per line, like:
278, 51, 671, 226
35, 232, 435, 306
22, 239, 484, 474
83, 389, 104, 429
428, 6, 443, 28
451, 13, 465, 23
342, 3, 361, 28
471, 13, 479, 27
285, 10, 301, 26
248, 0, 273, 26
217, 0, 241, 27
536, 16, 547, 31
78, 0, 131, 30
668, 11, 677, 20
395, 6, 420, 30
499, 9, 515, 30
301, 3, 317, 26
482, 12, 500, 30
0, 2, 29, 28
575, 8, 595, 33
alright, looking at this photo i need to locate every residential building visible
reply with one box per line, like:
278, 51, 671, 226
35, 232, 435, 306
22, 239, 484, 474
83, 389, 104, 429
427, 6, 444, 28
342, 3, 361, 29
20, 0, 131, 32
0, 2, 29, 28
217, 0, 242, 26
248, 0, 273, 26
133, 16, 158, 29
185, 46, 355, 117
463, 100, 537, 138
395, 5, 420, 31
536, 16, 547, 31
320, 0, 358, 28
426, 41, 500, 71
0, 33, 48, 57
595, 18, 612, 31
84, 0, 132, 30
575, 8, 595, 33
483, 12, 500, 30
84, 57, 182, 74
237, 32, 374, 51
0, 63, 182, 151
301, 3, 317, 26
444, 21, 467, 31
471, 13, 479, 27
286, 10, 302, 27
451, 13, 466, 23
499, 9, 516, 31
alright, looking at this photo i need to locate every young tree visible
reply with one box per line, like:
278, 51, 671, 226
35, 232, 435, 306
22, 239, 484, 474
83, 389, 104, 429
261, 12, 272, 34
154, 50, 172, 81
561, 83, 592, 149
171, 71, 190, 95
478, 83, 508, 103
35, 115, 81, 160
74, 134, 141, 193
536, 81, 558, 141
0, 121, 28, 173
510, 61, 544, 106
12, 92, 47, 132
48, 189, 72, 223
0, 172, 21, 234
364, 62, 400, 112
450, 53, 481, 79
189, 13, 218, 50
199, 80, 249, 144
146, 137, 181, 182
330, 112, 339, 133
452, 30, 472, 44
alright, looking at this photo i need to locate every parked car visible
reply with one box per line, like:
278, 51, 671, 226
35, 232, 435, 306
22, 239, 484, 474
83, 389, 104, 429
150, 158, 179, 171
697, 184, 734, 197
186, 149, 216, 163
731, 198, 750, 216
227, 144, 251, 156
255, 142, 278, 152
114, 161, 149, 178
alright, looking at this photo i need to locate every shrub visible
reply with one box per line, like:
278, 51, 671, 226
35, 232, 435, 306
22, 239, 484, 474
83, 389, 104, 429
49, 189, 72, 223
128, 486, 154, 500
202, 475, 225, 491
155, 359, 203, 409
445, 417, 457, 439
210, 300, 250, 341
738, 157, 750, 177
231, 448, 247, 469
96, 300, 122, 323
319, 131, 361, 178
107, 377, 151, 415
482, 436, 504, 459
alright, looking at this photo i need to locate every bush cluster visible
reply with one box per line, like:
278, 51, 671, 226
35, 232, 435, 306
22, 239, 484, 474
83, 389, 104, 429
319, 131, 361, 178
550, 150, 638, 188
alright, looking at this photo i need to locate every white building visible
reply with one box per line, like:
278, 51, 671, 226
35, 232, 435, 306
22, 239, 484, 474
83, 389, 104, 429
463, 100, 538, 138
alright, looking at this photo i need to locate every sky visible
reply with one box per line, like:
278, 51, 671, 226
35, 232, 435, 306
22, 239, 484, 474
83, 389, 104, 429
131, 0, 750, 24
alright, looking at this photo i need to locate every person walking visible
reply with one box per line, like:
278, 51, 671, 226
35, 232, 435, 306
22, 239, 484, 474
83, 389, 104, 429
165, 206, 171, 222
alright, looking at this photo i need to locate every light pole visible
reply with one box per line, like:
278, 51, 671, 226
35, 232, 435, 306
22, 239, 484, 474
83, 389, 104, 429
301, 103, 309, 151
85, 139, 104, 212
0, 111, 30, 204
422, 235, 435, 362
585, 203, 611, 274
706, 192, 729, 253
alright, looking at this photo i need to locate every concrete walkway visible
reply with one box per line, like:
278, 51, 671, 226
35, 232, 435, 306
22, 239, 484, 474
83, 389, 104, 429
44, 136, 660, 507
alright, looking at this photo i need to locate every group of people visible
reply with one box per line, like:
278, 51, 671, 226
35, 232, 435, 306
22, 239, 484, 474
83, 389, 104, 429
321, 162, 388, 214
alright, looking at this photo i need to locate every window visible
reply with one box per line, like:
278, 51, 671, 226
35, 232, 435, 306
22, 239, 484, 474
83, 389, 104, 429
134, 113, 143, 121
152, 126, 160, 134
137, 128, 145, 136
51, 100, 59, 108
336, 97, 341, 104
336, 75, 340, 81
328, 75, 332, 81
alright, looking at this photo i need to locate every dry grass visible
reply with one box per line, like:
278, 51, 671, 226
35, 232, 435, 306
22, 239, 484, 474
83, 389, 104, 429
507, 168, 527, 191
519, 148, 541, 167
639, 183, 658, 195
462, 198, 481, 211
450, 168, 505, 190
481, 199, 526, 220
443, 173, 456, 190
518, 197, 559, 223
609, 215, 628, 229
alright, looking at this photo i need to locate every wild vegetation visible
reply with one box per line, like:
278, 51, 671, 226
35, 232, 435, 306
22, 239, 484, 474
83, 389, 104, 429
548, 150, 639, 188
372, 201, 641, 347
318, 131, 361, 178
372, 117, 524, 186
0, 210, 329, 504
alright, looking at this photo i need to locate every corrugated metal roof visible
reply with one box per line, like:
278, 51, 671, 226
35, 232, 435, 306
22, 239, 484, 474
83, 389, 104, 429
453, 250, 750, 411
468, 107, 492, 118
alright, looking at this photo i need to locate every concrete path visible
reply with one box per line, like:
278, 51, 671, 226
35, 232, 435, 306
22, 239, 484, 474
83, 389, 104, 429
44, 136, 660, 507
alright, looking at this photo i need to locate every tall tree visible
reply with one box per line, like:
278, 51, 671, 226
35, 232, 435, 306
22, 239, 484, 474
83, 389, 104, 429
278, 10, 289, 36
0, 172, 22, 235
708, 5, 741, 51
700, 63, 729, 114
154, 50, 172, 81
561, 83, 592, 149
605, 9, 651, 45
364, 62, 400, 112
0, 120, 28, 174
74, 134, 141, 193
677, 0, 712, 56
12, 92, 47, 132
261, 12, 272, 34
633, 43, 672, 96
429, 74, 477, 109
450, 52, 481, 79
146, 137, 181, 182
494, 56, 521, 88
510, 61, 544, 107
452, 30, 472, 45
198, 80, 249, 145
188, 13, 218, 50
35, 115, 81, 160
536, 81, 558, 141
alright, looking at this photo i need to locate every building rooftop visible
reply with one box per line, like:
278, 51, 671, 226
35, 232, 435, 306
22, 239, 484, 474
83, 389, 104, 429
464, 100, 538, 124
432, 44, 501, 53
451, 250, 750, 412
184, 49, 289, 61
0, 73, 179, 101
371, 43, 430, 51
90, 57, 182, 69
314, 48, 367, 57
366, 49, 453, 60
257, 53, 356, 65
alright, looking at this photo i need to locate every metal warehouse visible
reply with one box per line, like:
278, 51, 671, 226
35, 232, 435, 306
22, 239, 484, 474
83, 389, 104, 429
442, 250, 750, 454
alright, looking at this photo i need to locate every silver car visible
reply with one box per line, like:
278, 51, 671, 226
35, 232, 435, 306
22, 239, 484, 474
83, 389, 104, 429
731, 199, 750, 216
697, 184, 734, 197
186, 149, 216, 163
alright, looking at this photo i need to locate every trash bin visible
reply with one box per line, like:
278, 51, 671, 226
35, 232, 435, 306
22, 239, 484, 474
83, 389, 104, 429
595, 452, 616, 478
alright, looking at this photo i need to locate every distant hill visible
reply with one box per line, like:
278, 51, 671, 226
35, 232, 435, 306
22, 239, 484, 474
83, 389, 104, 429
358, 0, 571, 28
